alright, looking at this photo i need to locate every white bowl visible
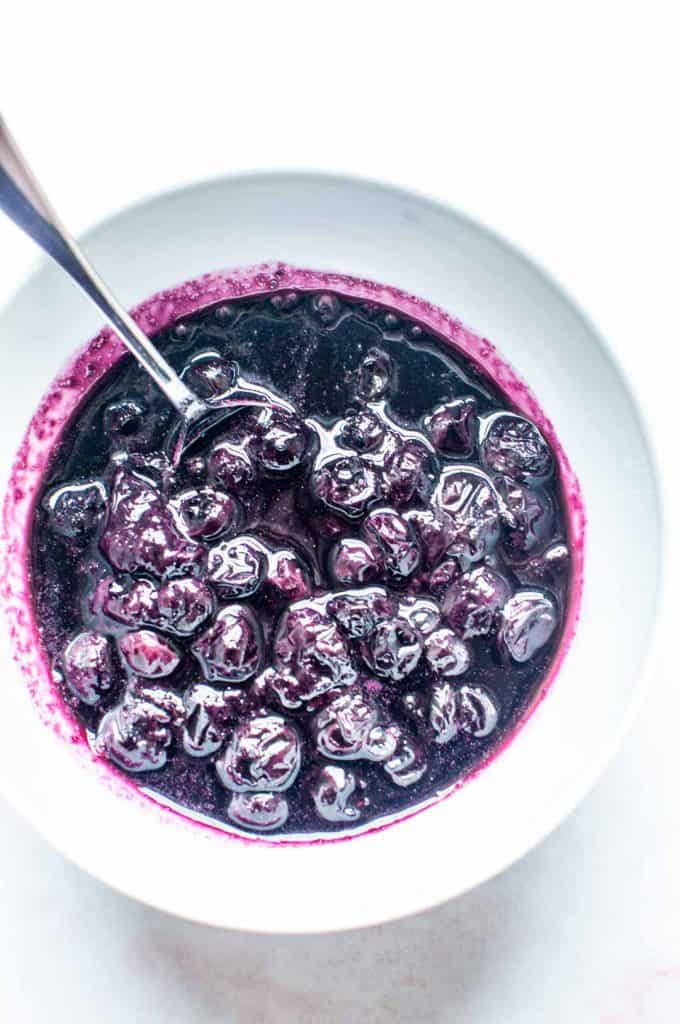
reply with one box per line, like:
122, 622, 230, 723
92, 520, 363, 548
0, 173, 662, 933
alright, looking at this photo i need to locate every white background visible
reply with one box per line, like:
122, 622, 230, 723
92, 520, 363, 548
1, 2, 679, 1021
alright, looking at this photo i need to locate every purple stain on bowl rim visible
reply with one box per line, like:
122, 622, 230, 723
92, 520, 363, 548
0, 262, 585, 846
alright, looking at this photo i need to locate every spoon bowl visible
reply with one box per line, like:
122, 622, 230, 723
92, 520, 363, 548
168, 382, 295, 462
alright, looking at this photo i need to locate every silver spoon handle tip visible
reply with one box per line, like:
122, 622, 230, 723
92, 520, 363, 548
0, 114, 202, 417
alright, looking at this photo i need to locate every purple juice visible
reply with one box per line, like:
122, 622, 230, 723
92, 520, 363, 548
25, 274, 576, 837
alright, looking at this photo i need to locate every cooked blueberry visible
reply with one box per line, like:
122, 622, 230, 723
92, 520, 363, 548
45, 481, 107, 539
192, 605, 262, 683
171, 487, 237, 540
311, 292, 342, 325
431, 682, 498, 741
95, 698, 173, 772
118, 630, 181, 678
207, 441, 255, 492
270, 290, 299, 312
424, 397, 477, 458
311, 687, 378, 759
442, 566, 512, 639
383, 441, 434, 507
358, 348, 392, 400
95, 575, 159, 627
206, 536, 266, 597
434, 467, 500, 565
100, 471, 203, 578
313, 456, 382, 518
425, 628, 471, 677
126, 683, 185, 723
310, 765, 365, 823
384, 735, 427, 787
496, 480, 554, 560
156, 578, 214, 635
182, 683, 244, 758
403, 507, 454, 567
429, 681, 459, 744
181, 351, 237, 399
327, 587, 395, 639
499, 590, 558, 662
103, 399, 144, 436
214, 303, 236, 322
274, 603, 357, 697
252, 667, 307, 710
456, 685, 499, 737
62, 631, 113, 705
363, 507, 420, 579
250, 409, 307, 472
338, 409, 385, 452
517, 542, 570, 586
266, 550, 311, 602
360, 617, 423, 682
397, 596, 441, 636
312, 687, 398, 763
227, 792, 289, 831
364, 723, 401, 762
479, 413, 554, 484
216, 714, 301, 792
381, 311, 401, 331
428, 558, 462, 598
331, 538, 383, 586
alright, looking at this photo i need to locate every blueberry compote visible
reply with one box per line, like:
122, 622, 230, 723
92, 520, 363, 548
31, 289, 571, 836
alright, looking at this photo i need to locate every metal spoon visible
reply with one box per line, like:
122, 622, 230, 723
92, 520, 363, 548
0, 115, 280, 458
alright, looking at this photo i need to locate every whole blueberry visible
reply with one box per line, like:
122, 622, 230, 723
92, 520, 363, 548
479, 413, 554, 485
424, 397, 478, 458
216, 714, 301, 792
192, 604, 262, 683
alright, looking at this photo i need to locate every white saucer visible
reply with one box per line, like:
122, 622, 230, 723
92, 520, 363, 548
0, 173, 662, 932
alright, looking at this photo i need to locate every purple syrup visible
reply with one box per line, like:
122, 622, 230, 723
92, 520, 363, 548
27, 284, 574, 837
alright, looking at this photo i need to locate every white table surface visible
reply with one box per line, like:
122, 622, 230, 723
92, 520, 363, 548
1, 4, 679, 1021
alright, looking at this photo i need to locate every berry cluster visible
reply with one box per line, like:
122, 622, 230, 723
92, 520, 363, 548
36, 291, 569, 835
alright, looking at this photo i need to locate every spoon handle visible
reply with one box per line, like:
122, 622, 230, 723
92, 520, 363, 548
0, 115, 205, 420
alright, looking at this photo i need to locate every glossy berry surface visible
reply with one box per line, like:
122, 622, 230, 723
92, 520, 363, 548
32, 288, 571, 836
424, 397, 478, 458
